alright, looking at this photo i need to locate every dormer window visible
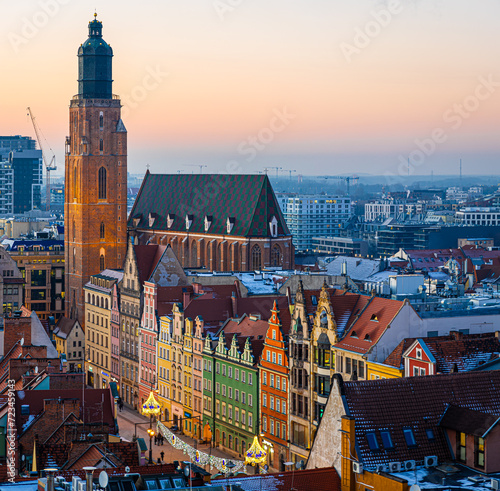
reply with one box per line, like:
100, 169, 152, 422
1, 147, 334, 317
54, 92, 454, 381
186, 214, 193, 230
364, 334, 371, 342
132, 214, 142, 227
351, 331, 358, 338
148, 213, 157, 227
370, 314, 379, 321
204, 215, 212, 232
226, 217, 235, 234
167, 214, 175, 229
269, 215, 278, 237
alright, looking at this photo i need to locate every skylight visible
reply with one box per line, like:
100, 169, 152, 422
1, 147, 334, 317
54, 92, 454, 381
403, 428, 416, 447
366, 432, 379, 451
425, 428, 435, 441
380, 430, 394, 450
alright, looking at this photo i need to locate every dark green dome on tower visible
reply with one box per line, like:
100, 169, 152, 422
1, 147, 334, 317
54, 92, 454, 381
77, 13, 113, 99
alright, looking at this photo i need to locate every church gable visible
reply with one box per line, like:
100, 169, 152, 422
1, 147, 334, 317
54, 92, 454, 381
149, 245, 188, 287
128, 173, 290, 238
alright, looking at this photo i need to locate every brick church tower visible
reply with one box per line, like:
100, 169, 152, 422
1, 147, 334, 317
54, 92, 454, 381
65, 14, 127, 324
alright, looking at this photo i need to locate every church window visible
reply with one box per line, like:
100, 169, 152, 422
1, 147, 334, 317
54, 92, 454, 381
271, 244, 282, 267
73, 167, 78, 199
99, 113, 104, 130
100, 254, 105, 271
251, 245, 262, 271
100, 222, 105, 240
99, 139, 104, 153
98, 167, 107, 199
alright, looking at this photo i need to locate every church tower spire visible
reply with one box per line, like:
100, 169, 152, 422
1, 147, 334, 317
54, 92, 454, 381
65, 15, 127, 323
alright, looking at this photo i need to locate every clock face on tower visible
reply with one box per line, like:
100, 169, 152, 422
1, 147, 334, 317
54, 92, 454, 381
65, 16, 127, 325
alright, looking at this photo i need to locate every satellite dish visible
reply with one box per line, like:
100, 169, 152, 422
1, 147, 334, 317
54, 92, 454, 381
124, 466, 130, 473
183, 465, 190, 478
99, 471, 109, 489
410, 486, 421, 491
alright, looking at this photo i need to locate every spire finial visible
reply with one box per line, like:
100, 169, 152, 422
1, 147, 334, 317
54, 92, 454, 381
94, 10, 97, 18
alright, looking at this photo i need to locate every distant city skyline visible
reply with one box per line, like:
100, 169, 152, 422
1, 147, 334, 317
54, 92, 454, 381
2, 0, 500, 177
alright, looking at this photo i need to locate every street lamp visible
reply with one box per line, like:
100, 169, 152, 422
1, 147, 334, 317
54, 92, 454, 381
147, 428, 155, 464
142, 390, 161, 464
284, 461, 296, 491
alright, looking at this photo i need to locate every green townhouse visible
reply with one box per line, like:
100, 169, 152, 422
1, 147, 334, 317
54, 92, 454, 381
203, 317, 265, 460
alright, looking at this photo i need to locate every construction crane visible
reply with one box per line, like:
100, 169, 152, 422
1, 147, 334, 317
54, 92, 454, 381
263, 166, 282, 178
183, 164, 207, 174
27, 107, 57, 211
322, 175, 359, 195
280, 169, 297, 180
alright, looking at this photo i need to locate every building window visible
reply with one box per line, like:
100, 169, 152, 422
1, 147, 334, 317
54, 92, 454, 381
251, 245, 262, 270
100, 254, 105, 271
98, 167, 107, 199
457, 432, 466, 462
475, 436, 485, 468
100, 222, 105, 239
366, 432, 379, 451
99, 113, 104, 130
271, 244, 282, 267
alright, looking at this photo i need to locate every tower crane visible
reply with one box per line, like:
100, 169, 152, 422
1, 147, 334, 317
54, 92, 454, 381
183, 164, 207, 174
322, 175, 359, 195
26, 107, 57, 211
280, 169, 297, 180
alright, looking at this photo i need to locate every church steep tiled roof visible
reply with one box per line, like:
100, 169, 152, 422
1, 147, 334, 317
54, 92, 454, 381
128, 173, 290, 237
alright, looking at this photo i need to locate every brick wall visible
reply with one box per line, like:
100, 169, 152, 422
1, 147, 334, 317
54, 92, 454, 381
3, 317, 31, 355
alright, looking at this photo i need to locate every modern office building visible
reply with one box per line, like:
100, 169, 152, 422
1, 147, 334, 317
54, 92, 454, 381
0, 136, 36, 161
0, 162, 14, 215
456, 207, 500, 226
277, 194, 352, 252
312, 236, 368, 257
9, 149, 43, 213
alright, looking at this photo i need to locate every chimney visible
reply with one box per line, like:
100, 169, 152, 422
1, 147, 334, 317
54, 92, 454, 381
44, 469, 58, 491
450, 331, 461, 340
182, 289, 191, 308
231, 292, 237, 317
83, 467, 96, 491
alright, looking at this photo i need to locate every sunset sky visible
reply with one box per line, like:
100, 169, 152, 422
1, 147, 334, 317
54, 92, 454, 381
2, 0, 500, 176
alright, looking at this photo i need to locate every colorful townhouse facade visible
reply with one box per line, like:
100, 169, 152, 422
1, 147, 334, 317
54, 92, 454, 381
259, 301, 290, 471
139, 280, 159, 407
211, 325, 262, 459
157, 314, 172, 423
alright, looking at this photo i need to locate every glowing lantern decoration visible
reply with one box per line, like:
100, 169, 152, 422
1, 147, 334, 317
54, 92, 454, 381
245, 436, 267, 465
142, 391, 161, 417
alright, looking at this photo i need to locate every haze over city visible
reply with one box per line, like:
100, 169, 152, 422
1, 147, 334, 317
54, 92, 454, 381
3, 0, 500, 176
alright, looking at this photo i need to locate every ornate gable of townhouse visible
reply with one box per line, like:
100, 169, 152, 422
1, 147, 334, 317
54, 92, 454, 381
242, 338, 254, 366
216, 332, 227, 356
228, 334, 241, 362
203, 334, 214, 355
312, 283, 338, 345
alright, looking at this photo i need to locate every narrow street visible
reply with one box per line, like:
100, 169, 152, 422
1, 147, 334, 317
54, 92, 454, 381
116, 406, 239, 470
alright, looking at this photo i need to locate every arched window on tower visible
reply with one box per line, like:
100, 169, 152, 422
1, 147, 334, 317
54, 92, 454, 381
73, 220, 76, 242
100, 254, 105, 271
99, 139, 104, 153
73, 166, 78, 200
271, 244, 282, 267
251, 244, 262, 271
100, 222, 105, 240
98, 167, 107, 200
99, 113, 104, 130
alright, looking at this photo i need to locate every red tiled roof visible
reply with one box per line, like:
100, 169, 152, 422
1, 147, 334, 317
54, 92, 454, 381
216, 466, 341, 491
236, 296, 291, 333
221, 315, 269, 339
384, 338, 416, 368
342, 370, 500, 467
134, 244, 167, 285
334, 296, 405, 354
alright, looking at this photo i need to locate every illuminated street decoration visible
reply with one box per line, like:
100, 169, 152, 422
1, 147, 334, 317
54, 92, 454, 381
142, 391, 161, 416
157, 421, 246, 474
244, 436, 267, 466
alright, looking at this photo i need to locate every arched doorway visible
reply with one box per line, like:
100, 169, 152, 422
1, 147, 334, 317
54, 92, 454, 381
203, 423, 212, 443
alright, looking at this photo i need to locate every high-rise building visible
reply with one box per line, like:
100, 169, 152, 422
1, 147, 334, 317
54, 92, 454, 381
10, 149, 43, 213
0, 136, 36, 161
65, 14, 127, 323
277, 194, 352, 252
